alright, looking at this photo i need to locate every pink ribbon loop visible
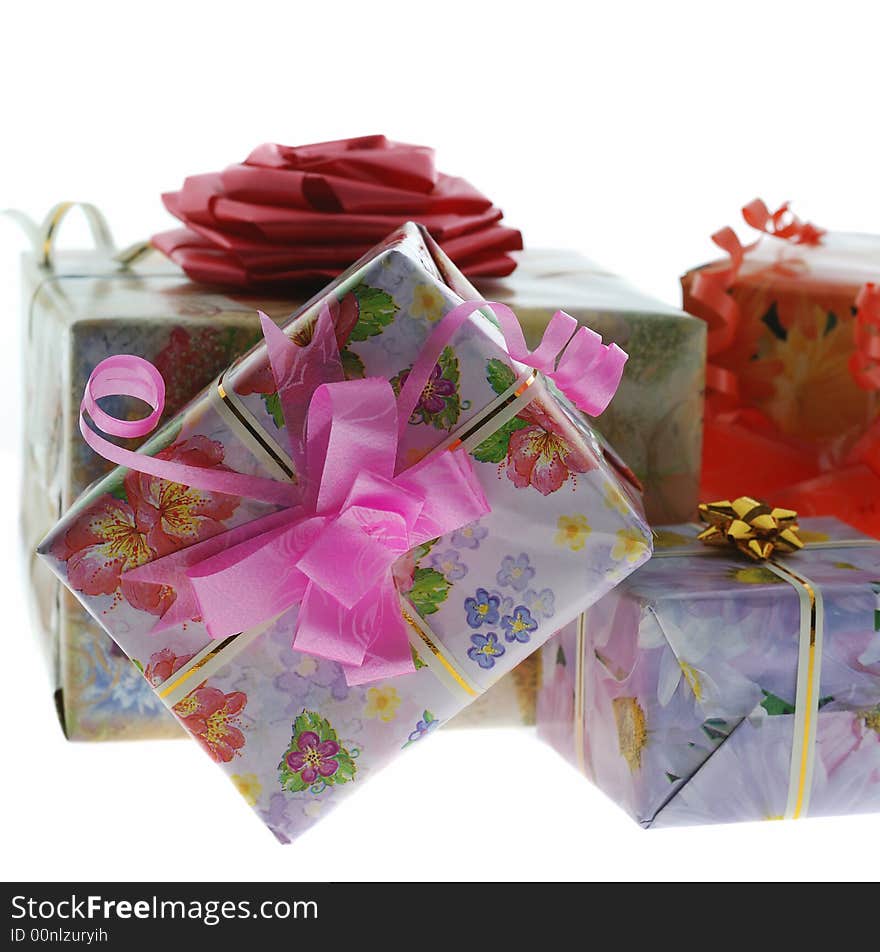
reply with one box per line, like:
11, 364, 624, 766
81, 294, 627, 683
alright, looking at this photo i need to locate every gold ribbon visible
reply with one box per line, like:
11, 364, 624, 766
697, 496, 804, 562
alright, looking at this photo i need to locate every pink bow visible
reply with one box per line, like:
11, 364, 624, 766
79, 298, 626, 684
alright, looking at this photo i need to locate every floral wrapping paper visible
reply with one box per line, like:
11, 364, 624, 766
682, 228, 880, 534
38, 223, 652, 841
536, 517, 880, 826
24, 241, 688, 742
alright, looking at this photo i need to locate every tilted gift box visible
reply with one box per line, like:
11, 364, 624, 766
681, 200, 880, 536
38, 222, 652, 842
21, 206, 688, 742
536, 512, 880, 826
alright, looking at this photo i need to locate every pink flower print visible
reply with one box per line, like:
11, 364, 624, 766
417, 363, 456, 416
143, 648, 195, 688
124, 436, 240, 557
51, 495, 153, 598
285, 731, 340, 784
506, 401, 594, 495
173, 686, 248, 763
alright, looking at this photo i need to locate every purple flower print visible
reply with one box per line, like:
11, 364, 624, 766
490, 589, 514, 616
451, 521, 488, 550
275, 652, 349, 714
502, 605, 539, 644
467, 632, 505, 669
261, 793, 296, 844
430, 548, 468, 582
417, 363, 456, 415
497, 553, 535, 592
464, 588, 501, 628
524, 587, 556, 620
286, 731, 340, 784
404, 710, 440, 747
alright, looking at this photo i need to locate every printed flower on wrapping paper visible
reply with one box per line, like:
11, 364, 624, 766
142, 648, 195, 688
429, 548, 467, 582
410, 282, 446, 323
274, 651, 350, 713
154, 325, 260, 417
231, 773, 262, 807
396, 541, 452, 617
502, 605, 539, 644
467, 632, 505, 669
464, 588, 501, 627
555, 514, 591, 552
173, 686, 248, 763
451, 521, 488, 550
496, 553, 535, 592
278, 711, 356, 793
489, 589, 514, 617
604, 484, 630, 516
612, 527, 650, 565
524, 587, 555, 620
50, 436, 241, 617
363, 686, 401, 723
403, 710, 441, 748
392, 346, 464, 431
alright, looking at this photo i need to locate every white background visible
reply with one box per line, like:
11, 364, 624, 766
2, 0, 879, 882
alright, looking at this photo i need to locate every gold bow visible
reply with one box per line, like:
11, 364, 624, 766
697, 497, 804, 561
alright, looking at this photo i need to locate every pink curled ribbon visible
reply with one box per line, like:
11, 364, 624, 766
80, 299, 626, 684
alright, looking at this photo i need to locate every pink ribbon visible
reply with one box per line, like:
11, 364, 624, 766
79, 299, 626, 684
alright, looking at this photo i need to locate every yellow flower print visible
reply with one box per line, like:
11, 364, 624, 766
612, 697, 647, 772
862, 706, 880, 735
604, 485, 629, 515
231, 773, 262, 806
364, 686, 401, 722
294, 656, 319, 678
728, 566, 784, 585
612, 527, 649, 564
410, 283, 446, 323
652, 529, 693, 550
760, 303, 869, 442
798, 530, 830, 544
555, 514, 591, 552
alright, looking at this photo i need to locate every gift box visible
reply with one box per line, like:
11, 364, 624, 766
38, 221, 652, 842
682, 200, 880, 536
536, 508, 880, 826
22, 205, 689, 741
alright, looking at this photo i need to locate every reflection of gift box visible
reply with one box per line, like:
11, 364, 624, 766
23, 207, 692, 742
536, 514, 880, 826
39, 222, 652, 842
681, 201, 880, 535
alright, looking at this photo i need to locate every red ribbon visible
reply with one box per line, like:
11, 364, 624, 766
151, 136, 523, 287
849, 283, 880, 391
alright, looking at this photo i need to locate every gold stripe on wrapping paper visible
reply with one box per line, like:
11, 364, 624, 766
400, 599, 480, 701
214, 380, 296, 479
765, 560, 824, 820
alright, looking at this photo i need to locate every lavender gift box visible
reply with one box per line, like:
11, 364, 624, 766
38, 222, 652, 842
536, 516, 880, 827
